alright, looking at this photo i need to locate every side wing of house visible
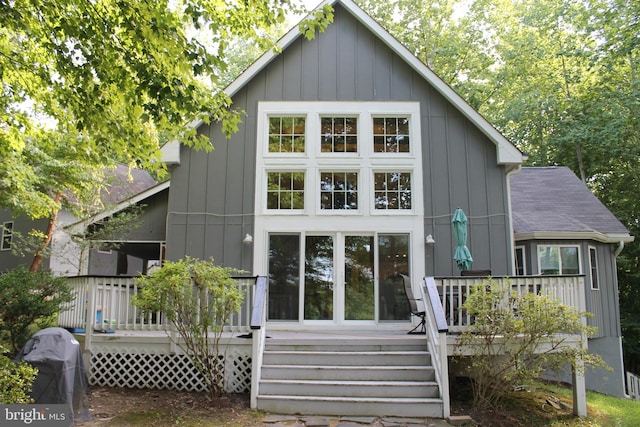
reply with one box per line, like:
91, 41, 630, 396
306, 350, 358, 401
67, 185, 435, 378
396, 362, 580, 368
511, 166, 633, 397
165, 0, 522, 326
84, 184, 169, 276
0, 209, 50, 272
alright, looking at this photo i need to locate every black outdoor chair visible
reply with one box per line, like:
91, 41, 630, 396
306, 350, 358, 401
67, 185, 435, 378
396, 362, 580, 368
399, 274, 426, 334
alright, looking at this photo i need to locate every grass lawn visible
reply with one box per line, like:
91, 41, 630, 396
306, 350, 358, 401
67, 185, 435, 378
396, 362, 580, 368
462, 381, 640, 427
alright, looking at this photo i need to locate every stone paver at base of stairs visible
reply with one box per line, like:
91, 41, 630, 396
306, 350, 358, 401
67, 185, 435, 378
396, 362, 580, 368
262, 414, 463, 427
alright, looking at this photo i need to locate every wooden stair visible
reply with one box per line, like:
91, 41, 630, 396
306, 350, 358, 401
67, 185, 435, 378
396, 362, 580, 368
255, 334, 444, 417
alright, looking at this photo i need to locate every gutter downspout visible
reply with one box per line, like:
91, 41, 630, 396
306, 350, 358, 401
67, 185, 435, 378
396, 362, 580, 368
614, 241, 625, 257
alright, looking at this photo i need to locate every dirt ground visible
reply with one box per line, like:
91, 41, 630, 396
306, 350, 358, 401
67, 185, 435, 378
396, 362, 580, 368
75, 383, 571, 427
76, 386, 264, 426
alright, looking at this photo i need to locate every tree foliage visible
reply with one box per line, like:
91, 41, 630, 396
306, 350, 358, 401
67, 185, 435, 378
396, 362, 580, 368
357, 0, 640, 375
455, 280, 607, 410
0, 0, 332, 270
0, 267, 73, 353
134, 258, 244, 398
0, 346, 37, 404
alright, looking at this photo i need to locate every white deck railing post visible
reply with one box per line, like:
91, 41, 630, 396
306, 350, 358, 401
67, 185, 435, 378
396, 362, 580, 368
250, 276, 268, 409
422, 277, 450, 419
84, 277, 96, 352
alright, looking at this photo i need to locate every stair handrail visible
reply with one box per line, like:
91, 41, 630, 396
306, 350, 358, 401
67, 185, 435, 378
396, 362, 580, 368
421, 276, 450, 418
250, 276, 268, 408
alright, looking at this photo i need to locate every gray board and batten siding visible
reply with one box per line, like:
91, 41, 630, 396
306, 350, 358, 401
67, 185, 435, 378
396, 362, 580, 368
166, 3, 514, 277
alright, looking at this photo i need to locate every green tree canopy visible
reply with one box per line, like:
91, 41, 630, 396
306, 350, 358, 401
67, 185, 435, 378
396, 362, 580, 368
356, 0, 639, 371
0, 0, 306, 215
0, 0, 332, 269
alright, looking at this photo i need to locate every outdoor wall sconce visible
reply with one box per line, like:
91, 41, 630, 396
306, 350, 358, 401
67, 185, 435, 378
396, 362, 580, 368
243, 233, 253, 244
425, 234, 435, 244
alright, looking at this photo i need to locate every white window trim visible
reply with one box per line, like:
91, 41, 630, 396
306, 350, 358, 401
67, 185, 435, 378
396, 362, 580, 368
1, 221, 13, 251
537, 244, 582, 275
515, 245, 526, 275
589, 245, 599, 290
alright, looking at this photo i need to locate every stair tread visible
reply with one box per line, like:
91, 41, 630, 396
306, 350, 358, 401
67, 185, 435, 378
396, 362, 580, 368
258, 395, 442, 403
263, 364, 432, 369
264, 349, 430, 356
260, 379, 437, 385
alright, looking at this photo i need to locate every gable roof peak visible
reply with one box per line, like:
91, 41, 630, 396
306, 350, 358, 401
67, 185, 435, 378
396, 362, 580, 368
172, 0, 523, 168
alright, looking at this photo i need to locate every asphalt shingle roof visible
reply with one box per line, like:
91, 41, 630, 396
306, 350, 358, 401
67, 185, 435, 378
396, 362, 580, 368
510, 166, 630, 238
100, 164, 157, 206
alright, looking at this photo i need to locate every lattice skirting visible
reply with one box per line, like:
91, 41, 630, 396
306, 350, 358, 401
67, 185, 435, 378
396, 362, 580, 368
89, 348, 252, 394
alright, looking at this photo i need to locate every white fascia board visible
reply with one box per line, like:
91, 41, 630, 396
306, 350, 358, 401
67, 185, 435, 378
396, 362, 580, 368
65, 181, 171, 234
161, 140, 181, 164
514, 231, 634, 244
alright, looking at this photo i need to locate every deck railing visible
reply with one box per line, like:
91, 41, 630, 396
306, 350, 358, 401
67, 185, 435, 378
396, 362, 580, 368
58, 275, 258, 335
437, 275, 586, 333
420, 277, 450, 418
627, 371, 640, 401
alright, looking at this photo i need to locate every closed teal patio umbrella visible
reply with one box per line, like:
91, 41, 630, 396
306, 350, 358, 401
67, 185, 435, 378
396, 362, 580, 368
452, 208, 473, 271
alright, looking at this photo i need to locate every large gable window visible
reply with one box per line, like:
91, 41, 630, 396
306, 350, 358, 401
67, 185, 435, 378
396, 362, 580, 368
257, 102, 421, 216
538, 245, 580, 275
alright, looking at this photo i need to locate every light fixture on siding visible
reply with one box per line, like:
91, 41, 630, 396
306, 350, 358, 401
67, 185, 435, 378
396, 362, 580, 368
243, 233, 253, 245
425, 234, 435, 244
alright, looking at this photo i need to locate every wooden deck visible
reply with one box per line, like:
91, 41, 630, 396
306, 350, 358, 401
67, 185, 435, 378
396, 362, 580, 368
58, 274, 589, 418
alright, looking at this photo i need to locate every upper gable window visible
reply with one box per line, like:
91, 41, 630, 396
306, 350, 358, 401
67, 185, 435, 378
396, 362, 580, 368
320, 171, 358, 210
374, 172, 412, 210
269, 117, 306, 153
321, 117, 358, 153
373, 117, 410, 153
1, 221, 13, 251
267, 172, 305, 210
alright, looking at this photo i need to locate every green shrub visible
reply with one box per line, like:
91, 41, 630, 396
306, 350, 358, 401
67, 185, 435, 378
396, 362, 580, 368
454, 279, 608, 410
0, 345, 37, 404
0, 267, 73, 353
134, 257, 244, 398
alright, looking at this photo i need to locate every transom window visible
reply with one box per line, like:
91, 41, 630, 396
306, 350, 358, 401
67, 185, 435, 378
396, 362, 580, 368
320, 172, 358, 210
321, 117, 358, 153
373, 117, 410, 153
374, 172, 412, 210
269, 116, 306, 153
538, 245, 580, 275
267, 172, 305, 209
1, 221, 13, 251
